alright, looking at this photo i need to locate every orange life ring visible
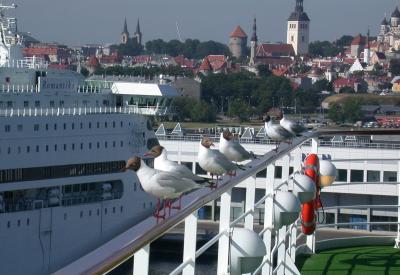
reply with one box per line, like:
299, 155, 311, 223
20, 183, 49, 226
301, 153, 319, 235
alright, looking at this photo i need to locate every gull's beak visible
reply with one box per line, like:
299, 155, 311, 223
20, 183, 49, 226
143, 152, 152, 157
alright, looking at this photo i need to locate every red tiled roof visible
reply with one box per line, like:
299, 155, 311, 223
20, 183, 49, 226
333, 77, 358, 87
132, 55, 152, 63
87, 55, 100, 67
256, 56, 294, 66
230, 26, 247, 38
256, 43, 295, 57
23, 47, 58, 56
174, 55, 194, 68
351, 34, 366, 46
199, 58, 212, 71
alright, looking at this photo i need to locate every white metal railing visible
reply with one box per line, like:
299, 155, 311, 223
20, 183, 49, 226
0, 105, 171, 117
54, 129, 400, 275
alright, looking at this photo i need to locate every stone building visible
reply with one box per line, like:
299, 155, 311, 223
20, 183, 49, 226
229, 26, 247, 59
286, 0, 310, 55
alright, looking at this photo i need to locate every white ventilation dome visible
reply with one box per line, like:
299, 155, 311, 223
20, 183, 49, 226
319, 160, 337, 188
230, 228, 267, 275
274, 191, 301, 229
292, 173, 316, 203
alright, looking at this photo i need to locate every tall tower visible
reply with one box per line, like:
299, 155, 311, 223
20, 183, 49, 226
121, 18, 129, 44
287, 0, 310, 55
364, 29, 370, 64
133, 19, 142, 46
229, 25, 247, 59
250, 17, 258, 66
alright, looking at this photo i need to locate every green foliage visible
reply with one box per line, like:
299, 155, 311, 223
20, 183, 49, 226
145, 39, 229, 59
309, 35, 354, 57
93, 65, 193, 78
171, 97, 197, 121
335, 35, 354, 47
256, 64, 272, 78
390, 59, 400, 76
227, 98, 254, 122
115, 38, 143, 56
190, 101, 217, 122
80, 67, 89, 77
339, 86, 355, 94
327, 99, 363, 123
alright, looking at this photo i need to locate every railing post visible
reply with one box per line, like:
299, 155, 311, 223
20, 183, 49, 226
395, 161, 400, 248
182, 212, 198, 275
244, 175, 256, 230
133, 244, 150, 275
276, 155, 290, 275
217, 190, 232, 275
262, 163, 275, 275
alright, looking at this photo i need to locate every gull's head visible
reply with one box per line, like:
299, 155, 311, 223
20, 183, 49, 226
201, 136, 214, 148
144, 145, 164, 158
277, 111, 284, 120
264, 115, 271, 123
123, 156, 141, 172
222, 130, 233, 141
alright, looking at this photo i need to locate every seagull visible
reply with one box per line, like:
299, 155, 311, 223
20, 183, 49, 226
144, 145, 211, 185
264, 115, 294, 151
278, 112, 307, 136
219, 130, 256, 162
122, 156, 203, 219
198, 136, 240, 180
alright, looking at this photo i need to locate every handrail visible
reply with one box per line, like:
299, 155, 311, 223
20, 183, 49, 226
55, 129, 400, 275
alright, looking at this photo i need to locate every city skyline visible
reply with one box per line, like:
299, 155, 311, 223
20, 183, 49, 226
9, 0, 400, 46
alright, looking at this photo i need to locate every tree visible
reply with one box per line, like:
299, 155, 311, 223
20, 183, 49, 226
342, 98, 363, 123
339, 86, 355, 94
190, 101, 217, 122
171, 97, 197, 121
390, 59, 400, 76
327, 103, 343, 123
227, 98, 253, 122
256, 64, 272, 78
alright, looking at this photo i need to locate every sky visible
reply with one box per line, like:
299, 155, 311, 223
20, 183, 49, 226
8, 0, 400, 46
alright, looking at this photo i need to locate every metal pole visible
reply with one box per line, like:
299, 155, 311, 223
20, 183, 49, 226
262, 163, 275, 275
182, 213, 198, 275
217, 190, 232, 275
244, 176, 256, 230
395, 161, 400, 248
133, 244, 150, 275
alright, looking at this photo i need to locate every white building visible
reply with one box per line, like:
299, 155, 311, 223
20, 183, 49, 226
287, 0, 310, 55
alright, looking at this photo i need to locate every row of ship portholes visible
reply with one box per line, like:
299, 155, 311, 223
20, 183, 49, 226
3, 120, 133, 133
0, 140, 129, 155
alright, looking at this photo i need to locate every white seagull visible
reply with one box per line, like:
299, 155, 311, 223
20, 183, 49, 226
145, 145, 211, 185
278, 112, 307, 136
219, 131, 256, 162
198, 136, 239, 180
122, 156, 202, 219
264, 115, 294, 151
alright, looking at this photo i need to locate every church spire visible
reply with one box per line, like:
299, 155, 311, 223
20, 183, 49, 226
251, 17, 258, 42
136, 19, 141, 34
295, 0, 304, 12
123, 18, 128, 34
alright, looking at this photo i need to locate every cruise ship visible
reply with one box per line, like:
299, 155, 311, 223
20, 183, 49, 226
0, 4, 180, 274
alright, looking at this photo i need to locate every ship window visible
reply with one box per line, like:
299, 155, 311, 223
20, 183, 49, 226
105, 122, 108, 128
50, 101, 55, 107
113, 121, 116, 128
97, 209, 100, 216
89, 122, 92, 129
120, 206, 123, 212
26, 146, 30, 153
59, 101, 64, 107
89, 142, 92, 149
35, 101, 40, 108
113, 207, 116, 213
17, 146, 21, 154
5, 77, 9, 83
7, 101, 12, 107
80, 143, 83, 150
337, 169, 347, 181
80, 123, 83, 129
80, 211, 83, 218
120, 141, 123, 147
17, 220, 20, 227
63, 144, 67, 151
34, 124, 39, 131
72, 144, 75, 150
54, 124, 57, 130
97, 142, 100, 149
384, 171, 397, 182
256, 168, 267, 178
89, 210, 92, 216
104, 208, 107, 215
105, 142, 108, 148
46, 145, 49, 152
7, 221, 10, 228
367, 170, 380, 182
54, 144, 57, 151
45, 124, 48, 130
7, 147, 11, 154
63, 123, 66, 130
4, 125, 10, 132
113, 141, 116, 148
64, 185, 72, 193
0, 101, 2, 107
97, 122, 100, 128
350, 170, 363, 182
275, 166, 282, 179
73, 184, 80, 193
120, 121, 123, 127
72, 123, 75, 130
24, 101, 29, 107
27, 219, 30, 226
36, 146, 39, 153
